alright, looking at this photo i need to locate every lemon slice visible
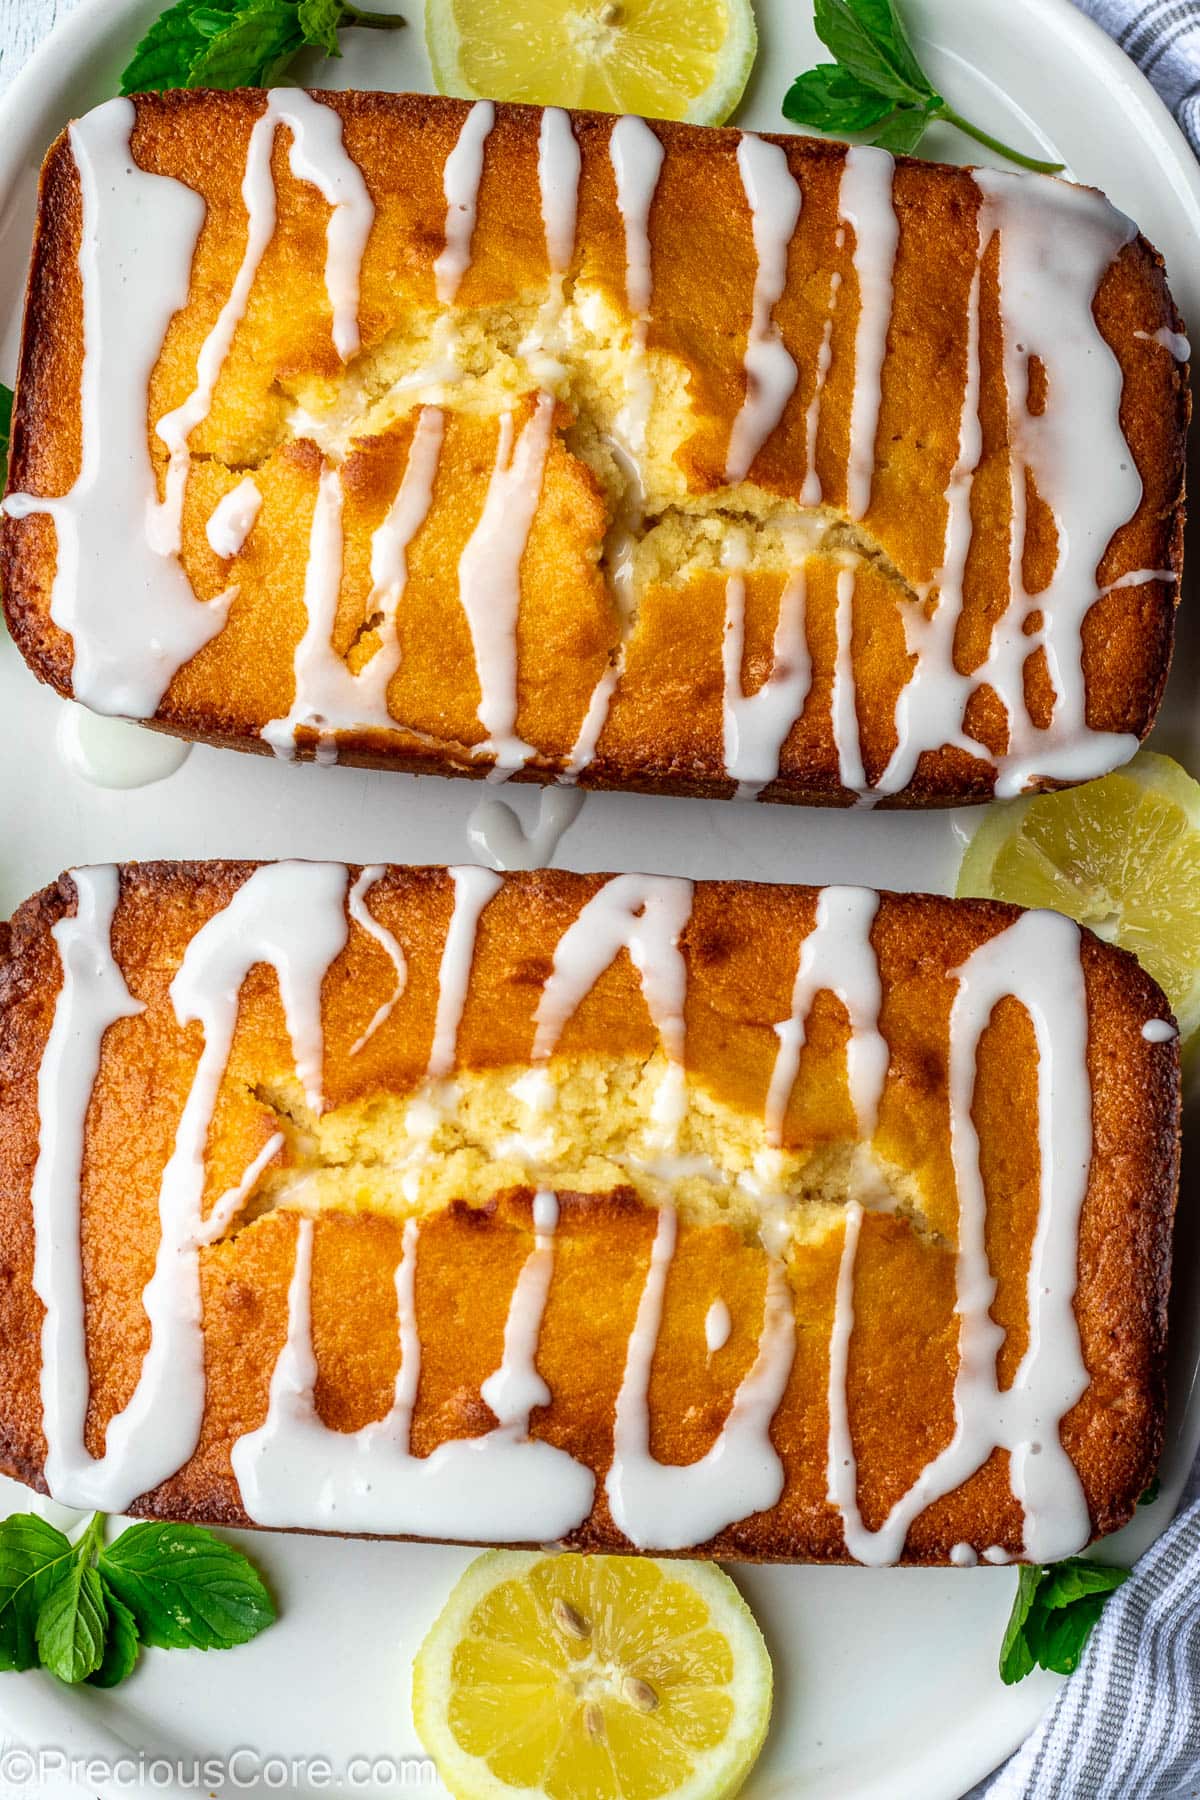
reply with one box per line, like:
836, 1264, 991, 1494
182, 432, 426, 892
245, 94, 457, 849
425, 0, 758, 125
956, 750, 1200, 1038
412, 1550, 773, 1800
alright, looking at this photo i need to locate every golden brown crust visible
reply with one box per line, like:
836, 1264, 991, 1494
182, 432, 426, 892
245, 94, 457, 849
0, 93, 1188, 807
0, 862, 1179, 1560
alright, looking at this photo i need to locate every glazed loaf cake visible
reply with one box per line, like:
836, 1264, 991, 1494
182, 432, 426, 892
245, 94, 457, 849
0, 861, 1178, 1562
0, 91, 1187, 806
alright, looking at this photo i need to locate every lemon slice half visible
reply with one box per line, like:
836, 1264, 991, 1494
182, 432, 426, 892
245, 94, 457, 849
425, 0, 758, 125
412, 1550, 773, 1800
956, 750, 1200, 1038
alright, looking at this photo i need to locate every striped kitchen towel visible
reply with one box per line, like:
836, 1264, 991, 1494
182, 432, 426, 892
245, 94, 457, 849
985, 1499, 1200, 1799
1076, 0, 1200, 151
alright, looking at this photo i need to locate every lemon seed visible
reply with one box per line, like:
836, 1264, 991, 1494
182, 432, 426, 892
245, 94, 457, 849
552, 1597, 591, 1640
584, 1702, 606, 1740
623, 1675, 659, 1712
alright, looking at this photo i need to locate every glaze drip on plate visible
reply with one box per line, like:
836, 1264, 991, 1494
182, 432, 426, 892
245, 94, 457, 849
26, 862, 1128, 1560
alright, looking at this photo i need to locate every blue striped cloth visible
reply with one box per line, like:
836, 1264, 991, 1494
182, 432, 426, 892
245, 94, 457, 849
1079, 0, 1200, 152
984, 1502, 1200, 1797
976, 11, 1200, 1794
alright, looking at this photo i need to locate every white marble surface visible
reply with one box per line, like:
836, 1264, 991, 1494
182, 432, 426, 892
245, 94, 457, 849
0, 0, 83, 93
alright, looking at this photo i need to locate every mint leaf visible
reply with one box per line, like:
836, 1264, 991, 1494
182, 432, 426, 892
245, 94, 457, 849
1000, 1558, 1129, 1685
782, 66, 896, 134
1138, 1477, 1161, 1507
35, 1555, 107, 1685
120, 0, 239, 93
187, 0, 306, 86
87, 1582, 139, 1689
813, 0, 932, 105
786, 0, 1064, 173
99, 1523, 275, 1651
298, 0, 344, 55
1039, 1559, 1129, 1610
869, 103, 935, 154
0, 383, 12, 483
998, 1563, 1041, 1686
1034, 1591, 1110, 1675
0, 1515, 75, 1672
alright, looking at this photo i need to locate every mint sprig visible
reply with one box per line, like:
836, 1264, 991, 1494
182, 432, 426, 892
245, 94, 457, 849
784, 0, 1065, 173
0, 1512, 275, 1689
119, 0, 404, 95
999, 1557, 1129, 1685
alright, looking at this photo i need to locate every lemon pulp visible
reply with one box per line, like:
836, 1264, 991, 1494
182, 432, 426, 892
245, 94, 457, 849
425, 0, 758, 125
412, 1550, 773, 1799
956, 751, 1200, 1038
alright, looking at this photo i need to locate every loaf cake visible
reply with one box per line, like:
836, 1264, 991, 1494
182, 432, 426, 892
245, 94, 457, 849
0, 861, 1178, 1562
0, 91, 1188, 806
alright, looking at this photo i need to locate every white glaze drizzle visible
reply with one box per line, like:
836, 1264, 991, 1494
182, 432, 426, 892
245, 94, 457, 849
1136, 326, 1190, 360
457, 394, 556, 774
151, 89, 373, 561
973, 171, 1142, 797
3, 101, 227, 718
5, 92, 374, 720
799, 270, 841, 507
563, 440, 644, 780
609, 115, 664, 459
859, 174, 1146, 802
348, 866, 407, 1055
467, 786, 585, 870
520, 108, 581, 381
875, 260, 989, 798
480, 1190, 559, 1423
1142, 1018, 1178, 1043
232, 1205, 595, 1538
606, 1206, 796, 1550
722, 560, 811, 800
950, 1542, 978, 1566
827, 909, 1093, 1564
427, 866, 504, 1078
191, 1132, 286, 1248
532, 873, 693, 1065
261, 408, 443, 757
537, 110, 580, 279
840, 147, 899, 521
32, 868, 148, 1506
1099, 568, 1178, 593
830, 566, 868, 796
705, 1298, 733, 1356
556, 121, 660, 784
205, 479, 262, 559
725, 135, 802, 484
33, 862, 349, 1511
766, 886, 887, 1148
434, 102, 495, 306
